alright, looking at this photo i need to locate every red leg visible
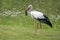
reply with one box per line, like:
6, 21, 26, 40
40, 22, 42, 34
34, 21, 38, 35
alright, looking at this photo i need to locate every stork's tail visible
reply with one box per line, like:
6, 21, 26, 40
37, 15, 52, 27
44, 19, 52, 27
43, 15, 52, 27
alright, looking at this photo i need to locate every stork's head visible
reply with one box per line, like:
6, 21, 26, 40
25, 5, 33, 16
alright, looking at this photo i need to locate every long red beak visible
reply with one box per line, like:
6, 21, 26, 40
25, 7, 30, 16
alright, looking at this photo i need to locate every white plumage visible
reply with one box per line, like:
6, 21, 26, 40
30, 11, 45, 19
25, 5, 52, 34
26, 5, 45, 19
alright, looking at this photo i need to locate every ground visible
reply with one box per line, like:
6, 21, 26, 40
0, 0, 60, 40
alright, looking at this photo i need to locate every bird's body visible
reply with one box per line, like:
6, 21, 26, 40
30, 11, 45, 19
25, 5, 52, 34
27, 10, 52, 27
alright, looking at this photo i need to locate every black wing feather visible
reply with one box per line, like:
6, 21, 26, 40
37, 15, 52, 27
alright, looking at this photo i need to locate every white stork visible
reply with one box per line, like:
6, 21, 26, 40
25, 5, 52, 34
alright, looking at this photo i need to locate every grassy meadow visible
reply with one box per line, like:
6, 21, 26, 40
0, 0, 60, 40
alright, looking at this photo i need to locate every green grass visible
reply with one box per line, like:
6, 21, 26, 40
0, 25, 60, 40
0, 14, 60, 40
0, 0, 60, 40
